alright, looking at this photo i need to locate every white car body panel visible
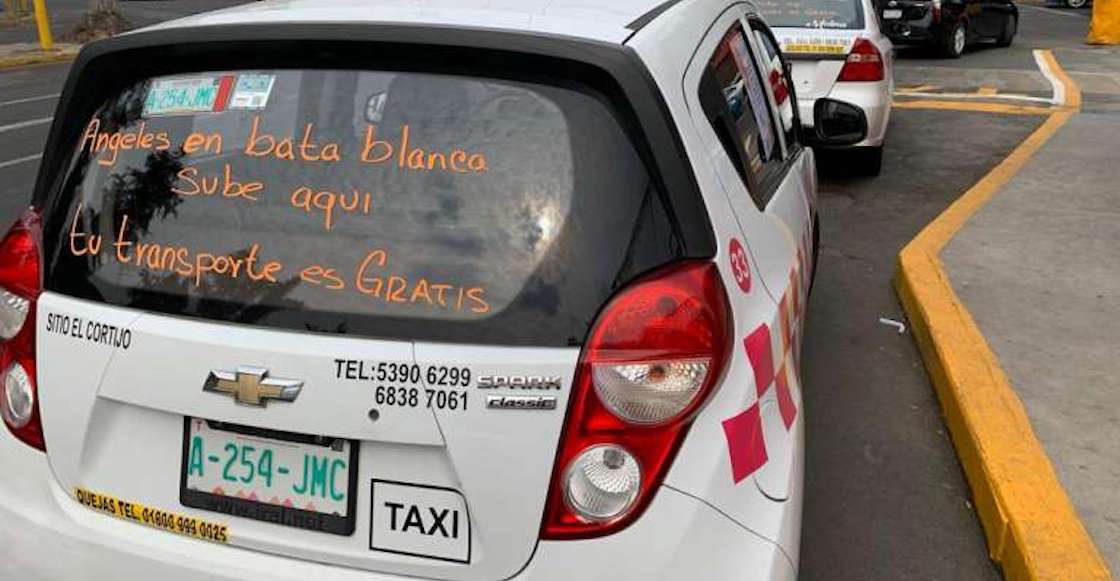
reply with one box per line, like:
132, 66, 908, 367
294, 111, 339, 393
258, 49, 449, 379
630, 0, 811, 565
770, 0, 895, 147
3, 0, 819, 579
37, 292, 577, 580
0, 443, 795, 581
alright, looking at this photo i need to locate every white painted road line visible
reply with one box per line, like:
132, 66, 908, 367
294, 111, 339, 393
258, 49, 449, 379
1034, 48, 1066, 105
0, 93, 60, 107
0, 153, 42, 170
1021, 4, 1090, 18
0, 117, 52, 134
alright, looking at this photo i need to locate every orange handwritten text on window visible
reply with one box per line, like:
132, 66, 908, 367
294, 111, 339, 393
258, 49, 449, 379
80, 118, 172, 167
172, 164, 263, 202
354, 249, 490, 314
243, 116, 342, 162
361, 125, 488, 174
289, 186, 373, 231
112, 214, 283, 287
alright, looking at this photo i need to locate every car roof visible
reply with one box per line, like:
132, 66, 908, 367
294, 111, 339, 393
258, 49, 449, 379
142, 0, 684, 44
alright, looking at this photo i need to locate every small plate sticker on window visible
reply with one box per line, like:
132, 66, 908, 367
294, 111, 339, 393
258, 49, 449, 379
229, 74, 276, 110
143, 76, 228, 117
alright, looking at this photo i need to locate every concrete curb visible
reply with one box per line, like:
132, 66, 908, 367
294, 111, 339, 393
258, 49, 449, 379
0, 46, 77, 70
893, 50, 1112, 581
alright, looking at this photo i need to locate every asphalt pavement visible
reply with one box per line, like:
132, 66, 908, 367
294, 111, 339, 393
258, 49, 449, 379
0, 3, 1103, 579
800, 4, 1095, 581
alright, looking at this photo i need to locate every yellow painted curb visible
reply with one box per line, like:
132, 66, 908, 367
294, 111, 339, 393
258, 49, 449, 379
0, 48, 76, 70
894, 50, 1111, 581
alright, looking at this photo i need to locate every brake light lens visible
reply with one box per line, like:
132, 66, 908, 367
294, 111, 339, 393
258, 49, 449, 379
838, 38, 885, 82
0, 209, 44, 451
541, 261, 732, 539
931, 0, 942, 22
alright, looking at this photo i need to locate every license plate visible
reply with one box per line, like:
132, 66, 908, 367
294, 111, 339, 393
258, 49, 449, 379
883, 9, 904, 18
180, 418, 358, 536
144, 76, 223, 116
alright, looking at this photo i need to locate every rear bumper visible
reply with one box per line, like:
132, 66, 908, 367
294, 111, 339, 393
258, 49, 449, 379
882, 16, 948, 45
0, 435, 795, 581
800, 80, 892, 148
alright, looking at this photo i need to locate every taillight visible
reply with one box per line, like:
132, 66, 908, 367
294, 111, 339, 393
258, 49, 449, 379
0, 209, 44, 451
838, 38, 885, 82
541, 261, 732, 539
931, 0, 942, 22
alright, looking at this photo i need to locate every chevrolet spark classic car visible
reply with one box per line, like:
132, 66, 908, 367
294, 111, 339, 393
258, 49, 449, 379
0, 0, 865, 579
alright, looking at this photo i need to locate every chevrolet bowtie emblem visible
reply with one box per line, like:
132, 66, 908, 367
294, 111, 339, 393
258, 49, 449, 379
203, 366, 303, 407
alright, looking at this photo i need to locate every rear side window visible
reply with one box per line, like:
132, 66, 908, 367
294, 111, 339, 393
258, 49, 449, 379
47, 68, 687, 345
757, 0, 865, 30
699, 23, 784, 209
752, 24, 799, 148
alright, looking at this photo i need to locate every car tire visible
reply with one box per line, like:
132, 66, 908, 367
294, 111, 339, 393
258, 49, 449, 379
996, 15, 1017, 46
855, 145, 883, 176
941, 22, 966, 58
1066, 0, 1087, 8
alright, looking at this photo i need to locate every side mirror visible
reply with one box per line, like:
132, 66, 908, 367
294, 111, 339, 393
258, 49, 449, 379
806, 98, 868, 147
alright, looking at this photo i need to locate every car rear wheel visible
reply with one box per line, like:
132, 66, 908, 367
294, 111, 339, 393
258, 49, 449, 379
996, 15, 1016, 46
1066, 0, 1087, 8
941, 22, 966, 58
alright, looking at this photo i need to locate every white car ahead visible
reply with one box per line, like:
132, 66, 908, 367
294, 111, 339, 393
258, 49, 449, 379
0, 1, 867, 579
759, 0, 895, 175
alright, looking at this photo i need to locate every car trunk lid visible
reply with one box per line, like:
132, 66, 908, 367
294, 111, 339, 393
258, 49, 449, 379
38, 292, 578, 577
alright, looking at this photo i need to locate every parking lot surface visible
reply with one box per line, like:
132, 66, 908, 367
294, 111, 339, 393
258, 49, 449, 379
0, 4, 1104, 579
801, 4, 1104, 580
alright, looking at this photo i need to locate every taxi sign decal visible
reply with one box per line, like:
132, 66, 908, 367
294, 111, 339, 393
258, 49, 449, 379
74, 487, 229, 544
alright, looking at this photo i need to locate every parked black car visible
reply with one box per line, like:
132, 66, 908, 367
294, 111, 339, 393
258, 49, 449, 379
878, 0, 1018, 58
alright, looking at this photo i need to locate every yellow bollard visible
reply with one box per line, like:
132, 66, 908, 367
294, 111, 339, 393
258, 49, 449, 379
1088, 0, 1120, 44
31, 0, 53, 51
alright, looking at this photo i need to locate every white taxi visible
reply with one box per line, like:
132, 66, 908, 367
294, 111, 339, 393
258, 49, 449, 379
0, 1, 866, 579
758, 0, 895, 175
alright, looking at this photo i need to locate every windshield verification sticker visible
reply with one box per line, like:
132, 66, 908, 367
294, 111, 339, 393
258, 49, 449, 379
74, 487, 229, 544
143, 76, 231, 117
229, 73, 276, 110
369, 480, 471, 563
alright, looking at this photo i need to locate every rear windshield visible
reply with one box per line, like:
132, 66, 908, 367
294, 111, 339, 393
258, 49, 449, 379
46, 68, 687, 345
758, 0, 865, 30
